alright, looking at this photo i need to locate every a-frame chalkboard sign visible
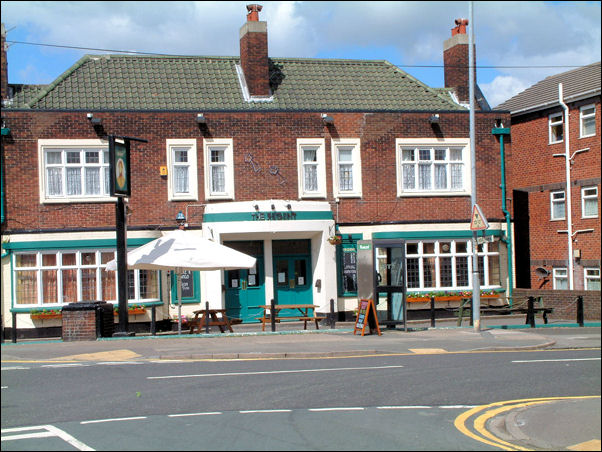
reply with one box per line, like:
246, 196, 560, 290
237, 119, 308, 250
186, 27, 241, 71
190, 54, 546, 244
353, 299, 381, 336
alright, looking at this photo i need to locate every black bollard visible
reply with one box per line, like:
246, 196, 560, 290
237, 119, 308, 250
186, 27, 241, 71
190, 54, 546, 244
12, 312, 17, 343
527, 296, 535, 328
330, 298, 336, 329
151, 305, 156, 336
430, 296, 436, 327
270, 299, 276, 332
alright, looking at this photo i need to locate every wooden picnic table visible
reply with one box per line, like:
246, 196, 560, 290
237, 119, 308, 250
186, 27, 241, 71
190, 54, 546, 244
256, 304, 325, 331
189, 308, 234, 334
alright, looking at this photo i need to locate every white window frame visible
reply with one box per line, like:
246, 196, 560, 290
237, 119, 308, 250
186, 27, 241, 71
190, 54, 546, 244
203, 138, 235, 200
297, 138, 326, 199
581, 186, 598, 219
331, 138, 362, 198
166, 139, 198, 201
584, 267, 600, 291
12, 249, 160, 307
553, 267, 568, 290
550, 190, 566, 220
549, 112, 564, 144
395, 138, 471, 197
38, 139, 113, 203
579, 104, 596, 138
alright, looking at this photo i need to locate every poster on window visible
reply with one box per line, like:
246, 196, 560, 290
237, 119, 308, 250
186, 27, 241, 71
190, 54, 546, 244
180, 271, 194, 298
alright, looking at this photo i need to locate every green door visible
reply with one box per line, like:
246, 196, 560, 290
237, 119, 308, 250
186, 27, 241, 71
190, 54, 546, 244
224, 241, 265, 323
272, 240, 312, 314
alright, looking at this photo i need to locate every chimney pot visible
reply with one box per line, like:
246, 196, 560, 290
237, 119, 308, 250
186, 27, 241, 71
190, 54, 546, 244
452, 18, 468, 36
246, 4, 262, 21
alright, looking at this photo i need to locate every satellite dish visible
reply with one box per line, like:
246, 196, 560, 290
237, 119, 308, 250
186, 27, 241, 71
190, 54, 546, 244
534, 267, 550, 278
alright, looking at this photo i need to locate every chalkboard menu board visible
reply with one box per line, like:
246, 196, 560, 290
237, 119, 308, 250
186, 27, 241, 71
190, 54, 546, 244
353, 299, 381, 336
342, 247, 357, 293
180, 271, 194, 298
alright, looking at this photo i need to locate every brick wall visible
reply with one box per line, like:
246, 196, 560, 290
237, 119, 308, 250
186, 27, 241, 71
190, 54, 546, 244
508, 96, 601, 289
513, 288, 600, 321
1, 109, 510, 233
62, 310, 97, 341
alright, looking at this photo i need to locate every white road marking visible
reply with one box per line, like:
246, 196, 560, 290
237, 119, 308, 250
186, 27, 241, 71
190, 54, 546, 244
97, 361, 144, 366
147, 365, 404, 380
168, 412, 223, 417
308, 407, 365, 412
377, 406, 432, 409
41, 364, 91, 368
80, 416, 147, 425
512, 357, 601, 363
1, 425, 94, 451
2, 366, 30, 370
240, 409, 293, 414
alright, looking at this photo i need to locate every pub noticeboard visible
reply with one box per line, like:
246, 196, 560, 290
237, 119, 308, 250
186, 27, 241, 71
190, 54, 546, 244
353, 298, 381, 336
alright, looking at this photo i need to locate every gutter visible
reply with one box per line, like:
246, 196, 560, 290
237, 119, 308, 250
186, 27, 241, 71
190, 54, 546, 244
492, 126, 513, 304
558, 83, 574, 290
508, 88, 601, 117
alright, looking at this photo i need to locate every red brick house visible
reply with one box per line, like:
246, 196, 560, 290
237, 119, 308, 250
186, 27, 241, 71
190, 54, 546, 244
498, 62, 601, 316
1, 7, 511, 337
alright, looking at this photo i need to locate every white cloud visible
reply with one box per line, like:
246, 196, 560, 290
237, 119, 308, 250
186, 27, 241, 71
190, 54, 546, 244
480, 75, 530, 108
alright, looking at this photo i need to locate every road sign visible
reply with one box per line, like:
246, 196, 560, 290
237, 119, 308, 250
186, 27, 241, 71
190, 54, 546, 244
470, 204, 489, 231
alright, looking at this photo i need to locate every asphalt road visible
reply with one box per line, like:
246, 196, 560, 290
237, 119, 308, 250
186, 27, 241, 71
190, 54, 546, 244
2, 347, 600, 450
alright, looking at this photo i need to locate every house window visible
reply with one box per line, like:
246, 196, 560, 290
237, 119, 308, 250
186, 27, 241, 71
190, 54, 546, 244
204, 138, 234, 200
39, 139, 111, 203
581, 186, 598, 218
549, 112, 564, 144
297, 139, 326, 198
404, 239, 499, 291
550, 190, 566, 220
580, 104, 596, 138
584, 268, 600, 291
332, 139, 362, 198
553, 267, 568, 290
13, 250, 159, 306
166, 139, 198, 201
396, 139, 470, 196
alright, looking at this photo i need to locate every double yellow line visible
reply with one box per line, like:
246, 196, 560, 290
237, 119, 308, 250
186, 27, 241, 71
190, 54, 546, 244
454, 395, 601, 451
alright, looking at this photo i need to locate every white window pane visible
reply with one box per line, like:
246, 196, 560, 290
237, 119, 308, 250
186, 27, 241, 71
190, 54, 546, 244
174, 149, 188, 163
66, 151, 80, 164
553, 200, 565, 219
47, 168, 63, 196
46, 151, 62, 164
584, 198, 598, 217
85, 151, 99, 164
402, 164, 415, 189
450, 148, 463, 161
303, 148, 317, 162
419, 149, 431, 160
338, 148, 353, 162
339, 164, 353, 191
434, 164, 447, 189
211, 149, 224, 163
402, 149, 414, 161
104, 167, 110, 194
66, 168, 82, 195
174, 166, 189, 193
451, 163, 463, 189
85, 167, 100, 195
418, 164, 431, 189
304, 165, 318, 191
435, 149, 446, 160
583, 116, 596, 136
211, 166, 225, 193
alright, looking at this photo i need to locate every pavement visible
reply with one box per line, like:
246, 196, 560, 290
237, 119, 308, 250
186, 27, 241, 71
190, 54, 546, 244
2, 314, 601, 451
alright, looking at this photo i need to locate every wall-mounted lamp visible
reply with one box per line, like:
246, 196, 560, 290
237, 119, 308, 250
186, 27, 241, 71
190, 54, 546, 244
253, 204, 260, 211
87, 113, 103, 125
429, 114, 440, 124
196, 113, 206, 124
176, 211, 186, 229
286, 203, 292, 210
321, 113, 334, 124
271, 204, 276, 210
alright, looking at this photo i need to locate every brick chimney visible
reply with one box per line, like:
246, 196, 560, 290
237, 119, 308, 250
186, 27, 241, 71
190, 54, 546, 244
239, 4, 270, 97
1, 23, 8, 102
443, 18, 476, 105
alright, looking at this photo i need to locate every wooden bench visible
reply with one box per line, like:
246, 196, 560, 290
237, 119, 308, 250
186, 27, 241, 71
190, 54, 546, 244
455, 297, 553, 326
256, 304, 325, 331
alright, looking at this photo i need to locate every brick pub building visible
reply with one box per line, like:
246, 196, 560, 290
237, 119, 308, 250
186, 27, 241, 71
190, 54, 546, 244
1, 7, 513, 338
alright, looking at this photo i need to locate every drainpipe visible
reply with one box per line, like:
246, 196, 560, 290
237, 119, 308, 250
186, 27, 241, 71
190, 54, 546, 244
558, 83, 574, 290
492, 125, 513, 305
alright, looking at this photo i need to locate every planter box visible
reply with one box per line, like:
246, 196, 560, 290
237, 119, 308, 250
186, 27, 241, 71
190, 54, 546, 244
114, 308, 147, 316
407, 297, 431, 303
31, 313, 62, 320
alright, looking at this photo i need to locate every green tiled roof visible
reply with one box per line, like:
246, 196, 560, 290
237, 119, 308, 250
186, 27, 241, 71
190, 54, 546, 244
8, 54, 466, 112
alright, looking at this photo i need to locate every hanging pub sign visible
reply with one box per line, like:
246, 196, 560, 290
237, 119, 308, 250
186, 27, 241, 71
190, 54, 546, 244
353, 298, 381, 336
109, 135, 131, 197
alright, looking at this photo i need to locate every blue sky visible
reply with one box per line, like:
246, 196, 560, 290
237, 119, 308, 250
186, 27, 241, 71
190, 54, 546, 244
1, 1, 600, 107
